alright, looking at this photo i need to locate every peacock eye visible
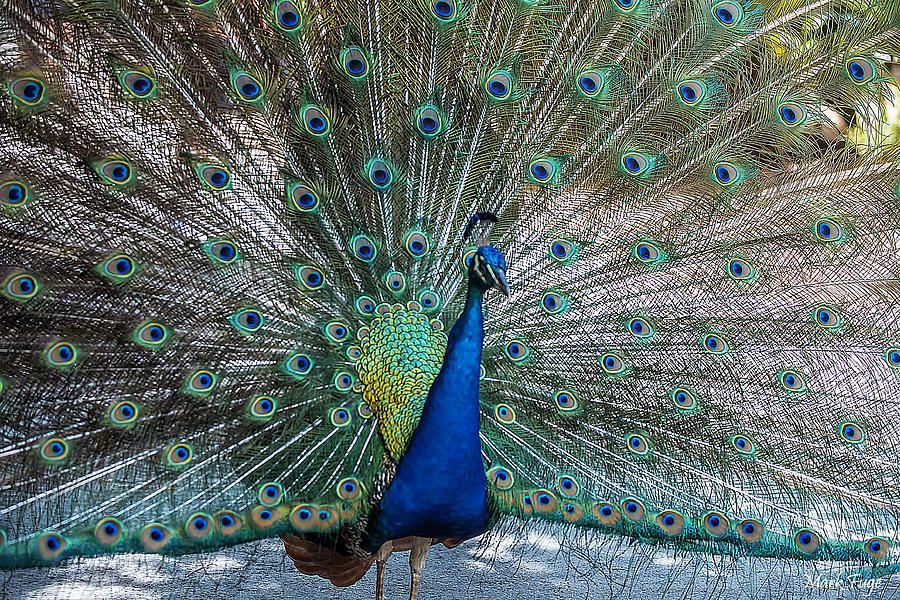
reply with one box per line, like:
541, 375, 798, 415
627, 433, 649, 455
621, 152, 649, 175
847, 57, 876, 85
417, 289, 440, 311
249, 395, 277, 419
494, 403, 516, 423
166, 443, 193, 467
198, 164, 231, 190
330, 407, 352, 427
351, 234, 377, 262
274, 0, 302, 30
814, 306, 839, 328
529, 159, 556, 182
286, 352, 313, 376
45, 341, 77, 367
730, 434, 755, 455
485, 72, 512, 99
432, 0, 455, 20
600, 352, 625, 373
703, 333, 728, 354
550, 239, 575, 261
110, 400, 140, 425
505, 340, 529, 361
778, 101, 807, 126
712, 1, 742, 27
405, 232, 430, 257
577, 70, 603, 96
554, 390, 578, 411
368, 159, 392, 188
356, 295, 376, 314
297, 265, 325, 290
416, 106, 442, 136
187, 370, 216, 394
289, 183, 320, 212
232, 309, 263, 333
670, 387, 696, 410
678, 80, 706, 105
121, 70, 156, 98
3, 272, 39, 300
1, 180, 30, 207
815, 219, 843, 242
233, 73, 263, 102
10, 76, 46, 105
779, 369, 805, 392
634, 241, 660, 263
385, 271, 406, 293
713, 161, 740, 186
727, 258, 753, 280
628, 317, 652, 337
302, 105, 330, 135
839, 421, 864, 443
98, 159, 133, 185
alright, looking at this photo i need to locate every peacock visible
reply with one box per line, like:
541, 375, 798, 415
2, 0, 900, 597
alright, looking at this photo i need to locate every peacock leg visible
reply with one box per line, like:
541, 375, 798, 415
408, 536, 431, 600
375, 540, 393, 600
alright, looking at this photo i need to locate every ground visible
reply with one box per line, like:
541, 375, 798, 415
3, 527, 900, 599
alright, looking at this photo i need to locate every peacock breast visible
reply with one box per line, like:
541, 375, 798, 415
356, 302, 447, 460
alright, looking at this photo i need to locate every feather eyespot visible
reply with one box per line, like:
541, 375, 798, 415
285, 352, 313, 377
186, 370, 216, 395
713, 161, 739, 186
417, 289, 440, 311
9, 76, 45, 106
252, 506, 279, 529
703, 333, 728, 354
557, 476, 579, 497
577, 70, 603, 97
505, 340, 529, 361
337, 477, 362, 500
330, 407, 352, 427
794, 529, 820, 554
100, 253, 136, 281
3, 272, 39, 300
249, 395, 277, 419
258, 483, 284, 506
302, 105, 330, 135
601, 352, 625, 374
416, 106, 442, 136
37, 532, 66, 561
288, 183, 319, 212
135, 322, 168, 348
532, 490, 558, 514
738, 519, 764, 543
356, 296, 376, 315
186, 514, 213, 540
494, 404, 516, 423
358, 402, 373, 418
487, 466, 515, 489
350, 234, 377, 262
485, 72, 512, 100
628, 317, 652, 337
290, 506, 315, 530
297, 265, 325, 290
847, 58, 876, 85
1, 180, 29, 208
627, 433, 650, 455
432, 0, 455, 20
541, 292, 566, 314
730, 434, 755, 455
385, 271, 406, 293
634, 241, 661, 263
97, 159, 133, 185
555, 390, 578, 411
593, 502, 621, 526
232, 309, 263, 333
727, 258, 753, 280
166, 443, 193, 467
39, 438, 69, 463
334, 371, 355, 391
656, 510, 685, 536
342, 47, 369, 78
550, 239, 575, 261
110, 400, 139, 426
274, 0, 302, 30
233, 73, 263, 102
141, 524, 172, 552
670, 387, 697, 410
405, 232, 430, 257
120, 70, 156, 98
814, 306, 839, 328
529, 159, 556, 183
678, 80, 706, 105
886, 348, 900, 368
621, 499, 645, 521
613, 0, 638, 11
198, 164, 231, 190
779, 369, 805, 392
45, 342, 77, 368
815, 219, 843, 242
712, 1, 742, 27
95, 518, 124, 546
204, 240, 238, 265
346, 346, 362, 361
216, 511, 242, 535
865, 537, 890, 561
368, 159, 393, 188
839, 421, 865, 444
703, 511, 730, 537
778, 102, 806, 126
621, 152, 649, 175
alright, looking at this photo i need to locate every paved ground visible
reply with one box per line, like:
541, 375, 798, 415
4, 528, 900, 599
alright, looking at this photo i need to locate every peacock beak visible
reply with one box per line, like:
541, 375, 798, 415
492, 267, 510, 297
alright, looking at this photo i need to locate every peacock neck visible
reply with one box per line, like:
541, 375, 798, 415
363, 278, 491, 551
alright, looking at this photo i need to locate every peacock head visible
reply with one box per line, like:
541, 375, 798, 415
469, 245, 510, 297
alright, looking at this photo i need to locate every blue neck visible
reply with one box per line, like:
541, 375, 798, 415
364, 281, 490, 551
